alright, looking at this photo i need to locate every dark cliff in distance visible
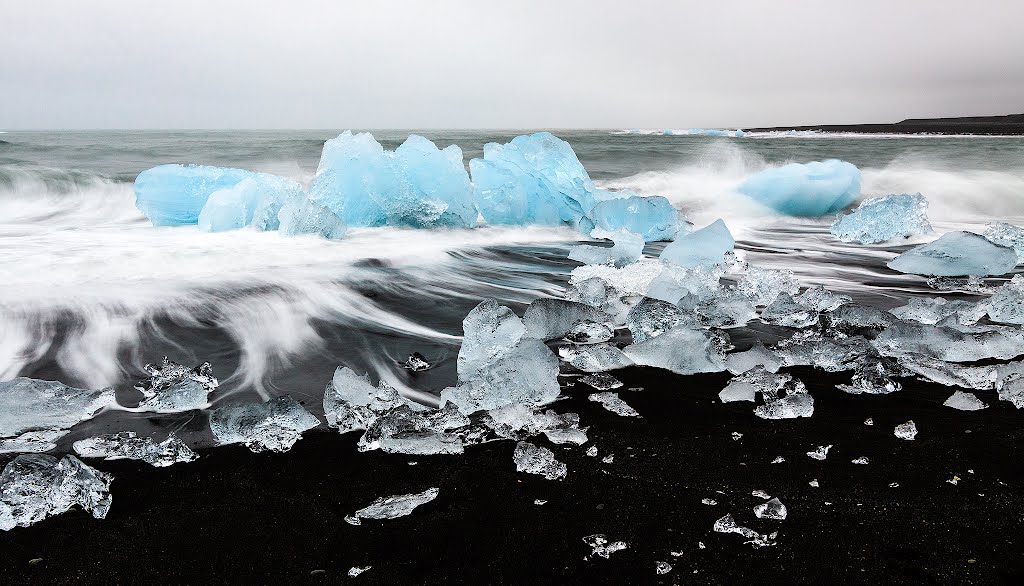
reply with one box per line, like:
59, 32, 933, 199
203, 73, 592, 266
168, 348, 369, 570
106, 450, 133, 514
746, 113, 1024, 135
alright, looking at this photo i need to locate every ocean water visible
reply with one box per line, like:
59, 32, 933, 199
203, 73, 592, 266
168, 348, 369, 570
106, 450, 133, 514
1, 129, 1022, 444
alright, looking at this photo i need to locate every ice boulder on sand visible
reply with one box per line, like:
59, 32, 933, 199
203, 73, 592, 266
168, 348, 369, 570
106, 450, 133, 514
198, 174, 304, 232
830, 193, 933, 244
0, 378, 116, 440
586, 195, 686, 242
738, 159, 860, 217
210, 396, 320, 453
659, 219, 734, 269
135, 164, 254, 226
308, 132, 476, 228
0, 454, 112, 531
470, 132, 596, 228
887, 232, 1018, 276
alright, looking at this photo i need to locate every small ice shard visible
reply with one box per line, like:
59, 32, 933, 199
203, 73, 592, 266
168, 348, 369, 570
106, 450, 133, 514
565, 320, 614, 344
737, 159, 860, 217
703, 498, 718, 505
751, 489, 771, 499
995, 362, 1024, 408
754, 375, 813, 420
471, 132, 595, 228
309, 132, 475, 228
523, 298, 612, 341
582, 534, 628, 559
830, 193, 933, 244
771, 456, 785, 464
602, 454, 614, 464
983, 222, 1024, 263
348, 566, 371, 578
712, 513, 778, 548
623, 325, 729, 375
586, 445, 598, 457
588, 195, 685, 242
670, 550, 684, 557
569, 228, 645, 267
402, 353, 431, 372
660, 219, 735, 269
987, 275, 1024, 325
357, 403, 470, 455
836, 357, 903, 395
732, 432, 743, 441
872, 320, 1024, 363
134, 358, 218, 412
695, 289, 757, 329
210, 396, 320, 453
534, 499, 547, 505
926, 275, 990, 292
806, 445, 832, 460
198, 174, 304, 232
947, 475, 960, 486
349, 487, 439, 523
442, 300, 561, 414
943, 390, 988, 411
513, 441, 567, 480
0, 454, 112, 531
725, 341, 783, 375
484, 404, 587, 446
795, 285, 853, 313
851, 456, 869, 465
134, 164, 254, 226
277, 193, 347, 239
655, 561, 673, 575
809, 479, 819, 488
579, 373, 623, 391
889, 296, 986, 326
558, 344, 633, 373
719, 367, 773, 403
761, 293, 818, 328
0, 430, 69, 454
738, 266, 801, 306
626, 297, 686, 343
864, 418, 873, 426
894, 420, 917, 441
0, 378, 116, 440
323, 367, 414, 435
753, 498, 787, 521
588, 392, 640, 417
73, 432, 197, 467
887, 232, 1017, 277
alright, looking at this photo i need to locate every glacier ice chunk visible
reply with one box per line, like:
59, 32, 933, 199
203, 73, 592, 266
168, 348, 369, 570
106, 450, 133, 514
277, 193, 347, 239
754, 374, 813, 419
725, 340, 782, 375
889, 296, 987, 326
587, 194, 686, 242
210, 396, 320, 453
523, 298, 611, 341
134, 358, 218, 413
753, 498, 787, 521
470, 132, 595, 228
738, 266, 800, 306
582, 534, 629, 558
894, 420, 917, 440
623, 325, 729, 375
308, 132, 475, 228
659, 219, 734, 269
712, 513, 777, 548
737, 159, 860, 217
588, 392, 640, 417
0, 454, 112, 531
0, 378, 116, 439
198, 174, 304, 232
987, 275, 1024, 325
558, 343, 633, 372
760, 293, 819, 328
358, 403, 469, 455
73, 432, 197, 467
484, 404, 588, 446
873, 320, 1024, 362
565, 320, 614, 344
323, 367, 412, 435
0, 430, 69, 454
626, 297, 688, 343
983, 222, 1024, 263
830, 193, 933, 244
887, 232, 1017, 277
579, 372, 623, 390
348, 487, 439, 524
513, 441, 567, 480
943, 391, 987, 411
995, 362, 1024, 408
134, 164, 253, 226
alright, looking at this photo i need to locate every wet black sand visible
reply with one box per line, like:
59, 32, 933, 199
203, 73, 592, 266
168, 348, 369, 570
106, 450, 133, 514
2, 367, 1023, 584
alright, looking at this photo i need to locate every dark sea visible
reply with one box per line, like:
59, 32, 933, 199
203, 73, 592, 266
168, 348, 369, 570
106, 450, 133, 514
1, 129, 1023, 448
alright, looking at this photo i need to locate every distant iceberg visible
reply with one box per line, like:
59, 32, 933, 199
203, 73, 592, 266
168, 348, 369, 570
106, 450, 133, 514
738, 159, 861, 216
687, 128, 745, 137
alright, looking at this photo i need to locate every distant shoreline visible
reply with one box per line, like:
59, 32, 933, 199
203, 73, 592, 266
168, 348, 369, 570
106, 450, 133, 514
746, 113, 1024, 135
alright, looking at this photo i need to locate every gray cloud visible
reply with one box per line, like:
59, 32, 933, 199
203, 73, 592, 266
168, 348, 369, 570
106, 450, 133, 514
2, 0, 1023, 129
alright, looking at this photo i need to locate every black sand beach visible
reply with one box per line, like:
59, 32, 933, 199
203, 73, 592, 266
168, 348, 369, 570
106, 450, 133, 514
746, 114, 1024, 135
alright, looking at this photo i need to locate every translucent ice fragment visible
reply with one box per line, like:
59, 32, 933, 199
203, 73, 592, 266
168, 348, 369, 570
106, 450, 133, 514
513, 441, 567, 480
983, 222, 1024, 263
851, 456, 869, 465
738, 266, 801, 306
695, 289, 757, 329
755, 375, 813, 419
134, 164, 253, 226
523, 298, 611, 341
579, 373, 623, 391
806, 445, 832, 460
626, 297, 687, 343
719, 367, 779, 403
582, 534, 629, 558
623, 325, 729, 375
894, 420, 917, 440
900, 355, 996, 390
484, 404, 587, 445
588, 194, 686, 242
350, 487, 439, 523
737, 159, 860, 217
323, 367, 411, 434
995, 362, 1024, 408
943, 391, 987, 411
568, 228, 645, 267
775, 330, 871, 372
73, 432, 197, 467
0, 378, 116, 439
795, 285, 852, 313
277, 193, 347, 239
836, 357, 903, 395
402, 353, 431, 372
198, 174, 304, 232
753, 498, 787, 521
887, 232, 1017, 277
713, 513, 777, 548
348, 566, 372, 578
987, 275, 1024, 325
655, 561, 673, 575
873, 320, 1024, 362
558, 343, 633, 373
357, 403, 470, 455
889, 297, 987, 326
660, 219, 735, 269
0, 454, 112, 531
134, 358, 218, 413
725, 340, 783, 375
588, 392, 640, 417
210, 396, 320, 453
457, 298, 527, 376
0, 430, 69, 454
830, 193, 933, 244
565, 320, 614, 344
761, 293, 818, 328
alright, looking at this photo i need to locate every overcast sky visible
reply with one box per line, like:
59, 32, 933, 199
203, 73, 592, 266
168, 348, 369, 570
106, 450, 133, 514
2, 0, 1023, 129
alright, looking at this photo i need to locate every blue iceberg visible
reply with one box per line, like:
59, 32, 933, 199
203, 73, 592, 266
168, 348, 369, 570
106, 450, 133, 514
887, 231, 1018, 277
660, 219, 734, 268
587, 194, 686, 242
688, 128, 745, 138
470, 132, 596, 228
830, 193, 933, 244
738, 160, 861, 217
198, 174, 304, 233
308, 132, 476, 228
135, 164, 254, 226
